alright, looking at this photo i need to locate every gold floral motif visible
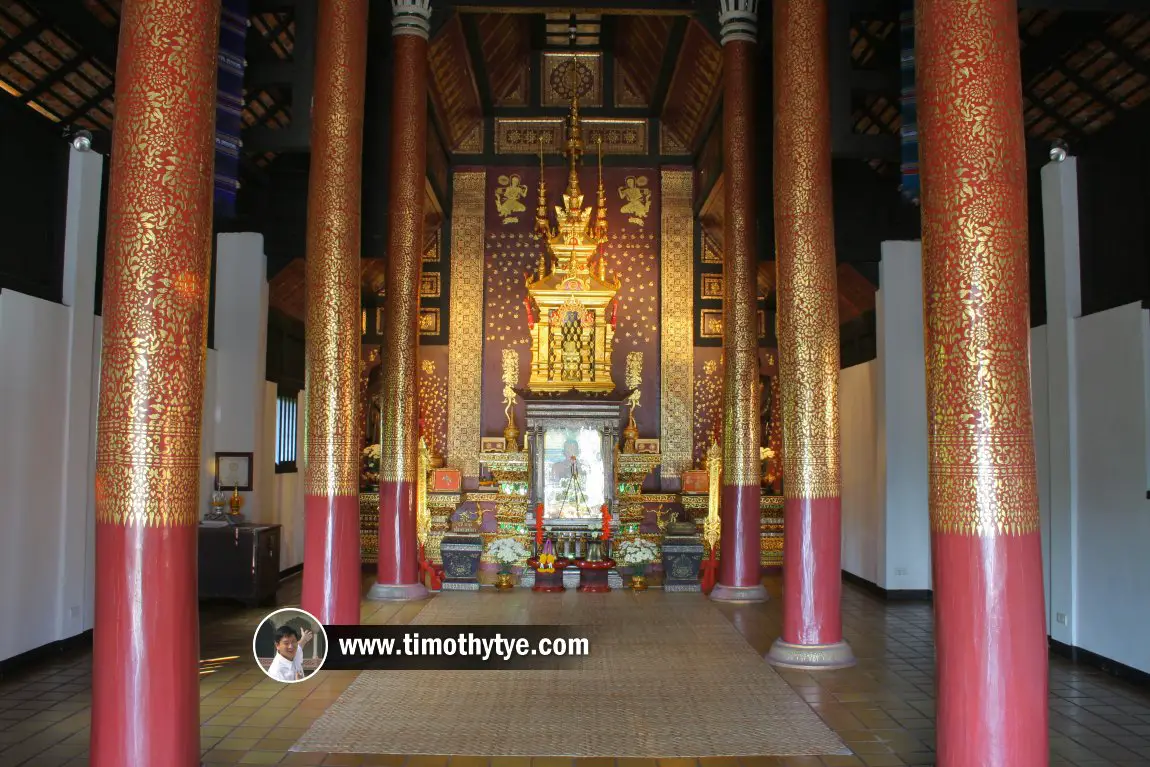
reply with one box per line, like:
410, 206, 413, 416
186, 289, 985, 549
455, 122, 484, 154
95, 0, 221, 526
701, 309, 723, 338
773, 0, 841, 501
379, 30, 430, 485
494, 118, 649, 155
418, 307, 440, 335
417, 354, 448, 458
917, 0, 1039, 536
701, 231, 723, 264
660, 169, 694, 478
446, 171, 486, 479
423, 229, 440, 262
701, 273, 724, 299
303, 0, 369, 497
419, 272, 440, 298
659, 123, 691, 156
718, 34, 762, 490
693, 352, 724, 467
543, 52, 603, 107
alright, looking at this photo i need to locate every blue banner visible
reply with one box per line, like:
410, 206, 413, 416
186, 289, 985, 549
900, 2, 919, 205
215, 0, 248, 219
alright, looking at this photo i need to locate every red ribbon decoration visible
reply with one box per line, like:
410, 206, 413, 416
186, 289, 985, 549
535, 503, 544, 547
601, 504, 611, 542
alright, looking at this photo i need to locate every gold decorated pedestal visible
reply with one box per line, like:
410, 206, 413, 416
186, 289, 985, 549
614, 451, 663, 561
359, 491, 460, 566
475, 452, 532, 573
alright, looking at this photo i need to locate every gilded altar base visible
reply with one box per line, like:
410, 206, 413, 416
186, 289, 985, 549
361, 490, 785, 573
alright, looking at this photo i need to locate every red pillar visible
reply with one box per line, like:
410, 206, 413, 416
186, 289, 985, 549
711, 0, 767, 604
300, 0, 370, 624
766, 0, 855, 670
368, 0, 432, 601
917, 1, 1048, 763
89, 1, 219, 764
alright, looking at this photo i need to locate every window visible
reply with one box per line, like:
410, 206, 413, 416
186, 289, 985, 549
275, 392, 298, 473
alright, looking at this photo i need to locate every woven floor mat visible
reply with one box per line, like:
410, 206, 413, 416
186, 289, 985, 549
292, 590, 849, 757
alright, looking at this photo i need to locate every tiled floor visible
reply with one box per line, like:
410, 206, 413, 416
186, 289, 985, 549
1, 575, 1149, 766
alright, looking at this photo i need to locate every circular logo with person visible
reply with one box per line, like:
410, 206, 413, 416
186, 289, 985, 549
253, 608, 329, 683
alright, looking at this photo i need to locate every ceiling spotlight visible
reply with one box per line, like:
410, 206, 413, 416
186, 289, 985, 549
71, 129, 93, 152
1049, 138, 1069, 163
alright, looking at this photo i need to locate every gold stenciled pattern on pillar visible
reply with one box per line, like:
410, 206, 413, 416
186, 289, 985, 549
446, 171, 486, 479
379, 25, 430, 486
720, 37, 761, 490
418, 358, 448, 459
917, 0, 1039, 537
773, 0, 841, 501
95, 0, 220, 526
303, 0, 368, 497
660, 168, 694, 478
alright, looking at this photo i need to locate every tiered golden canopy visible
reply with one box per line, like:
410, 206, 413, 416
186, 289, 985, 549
524, 61, 620, 393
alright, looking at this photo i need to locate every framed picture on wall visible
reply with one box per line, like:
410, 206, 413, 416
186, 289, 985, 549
215, 452, 254, 491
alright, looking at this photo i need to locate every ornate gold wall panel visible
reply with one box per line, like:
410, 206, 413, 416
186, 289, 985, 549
660, 169, 694, 479
542, 52, 603, 107
446, 171, 486, 479
495, 118, 649, 155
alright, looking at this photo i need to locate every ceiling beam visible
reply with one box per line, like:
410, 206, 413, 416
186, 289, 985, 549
447, 2, 695, 13
651, 16, 688, 117
460, 13, 493, 111
1017, 0, 1150, 9
40, 0, 118, 69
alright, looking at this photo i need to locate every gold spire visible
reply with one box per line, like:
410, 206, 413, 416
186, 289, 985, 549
535, 134, 549, 241
595, 135, 608, 242
529, 54, 605, 280
565, 55, 583, 202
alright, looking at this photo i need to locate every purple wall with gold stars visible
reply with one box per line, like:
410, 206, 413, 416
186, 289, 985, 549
480, 166, 662, 444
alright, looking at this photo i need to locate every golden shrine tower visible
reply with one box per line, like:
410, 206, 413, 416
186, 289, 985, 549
524, 62, 620, 393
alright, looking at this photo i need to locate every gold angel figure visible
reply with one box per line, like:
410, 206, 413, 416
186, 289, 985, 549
501, 349, 520, 450
618, 175, 652, 226
654, 505, 679, 534
625, 351, 643, 427
495, 174, 528, 224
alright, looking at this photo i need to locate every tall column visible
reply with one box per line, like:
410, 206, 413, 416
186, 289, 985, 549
766, 0, 855, 669
1041, 157, 1081, 646
917, 2, 1048, 764
90, 1, 219, 765
711, 0, 768, 604
301, 0, 370, 624
368, 0, 433, 601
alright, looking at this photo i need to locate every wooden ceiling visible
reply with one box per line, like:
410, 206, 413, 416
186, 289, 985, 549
5, 2, 1150, 332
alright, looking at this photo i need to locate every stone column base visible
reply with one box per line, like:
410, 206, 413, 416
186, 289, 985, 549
710, 583, 769, 603
766, 638, 856, 670
366, 582, 429, 601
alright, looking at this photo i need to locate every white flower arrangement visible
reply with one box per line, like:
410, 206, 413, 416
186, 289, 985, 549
486, 537, 530, 567
616, 538, 659, 567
